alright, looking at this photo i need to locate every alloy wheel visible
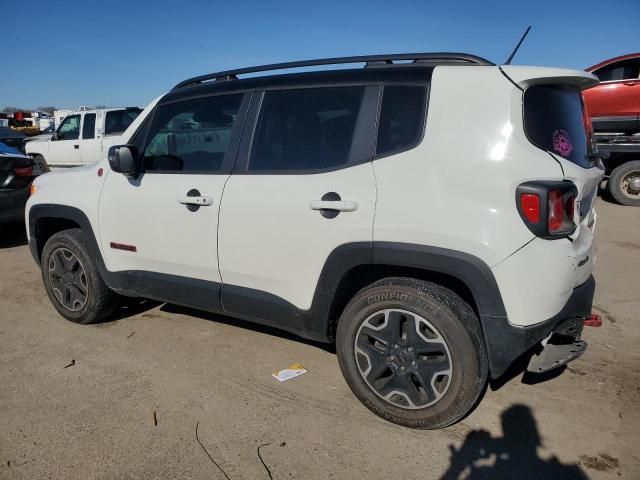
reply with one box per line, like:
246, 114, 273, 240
48, 247, 89, 312
354, 308, 452, 409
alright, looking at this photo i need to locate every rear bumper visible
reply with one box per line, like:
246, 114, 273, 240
0, 187, 29, 223
483, 275, 595, 378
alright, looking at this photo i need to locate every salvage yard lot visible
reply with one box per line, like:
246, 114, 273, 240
1, 199, 639, 479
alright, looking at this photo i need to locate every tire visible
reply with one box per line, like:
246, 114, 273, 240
32, 154, 50, 173
608, 160, 640, 206
41, 228, 119, 324
336, 277, 488, 429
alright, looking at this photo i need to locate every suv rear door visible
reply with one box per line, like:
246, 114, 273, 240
217, 86, 378, 329
98, 93, 250, 309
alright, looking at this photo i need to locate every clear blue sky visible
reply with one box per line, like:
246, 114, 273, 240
2, 0, 638, 109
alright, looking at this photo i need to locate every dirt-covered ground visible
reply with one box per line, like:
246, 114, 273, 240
1, 198, 638, 479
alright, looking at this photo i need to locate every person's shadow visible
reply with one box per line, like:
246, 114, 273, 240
441, 404, 587, 479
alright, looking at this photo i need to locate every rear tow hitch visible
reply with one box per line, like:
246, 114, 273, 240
526, 315, 599, 374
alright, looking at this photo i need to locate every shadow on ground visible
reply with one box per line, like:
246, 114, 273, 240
0, 222, 28, 248
441, 404, 587, 479
161, 303, 336, 353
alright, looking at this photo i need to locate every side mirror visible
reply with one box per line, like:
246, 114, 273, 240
108, 145, 140, 177
51, 131, 58, 141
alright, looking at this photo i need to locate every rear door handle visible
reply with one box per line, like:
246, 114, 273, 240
177, 195, 213, 206
310, 200, 358, 212
74, 145, 79, 149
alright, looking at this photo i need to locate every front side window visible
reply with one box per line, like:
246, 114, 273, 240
524, 85, 593, 168
57, 115, 80, 140
249, 87, 366, 171
594, 59, 640, 82
82, 113, 96, 139
376, 85, 427, 156
105, 108, 142, 135
143, 94, 243, 173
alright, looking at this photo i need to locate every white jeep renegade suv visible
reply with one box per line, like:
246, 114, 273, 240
26, 53, 604, 429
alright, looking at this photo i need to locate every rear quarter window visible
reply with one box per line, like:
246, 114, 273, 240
523, 85, 594, 168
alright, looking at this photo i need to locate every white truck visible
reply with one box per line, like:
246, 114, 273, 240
25, 107, 142, 169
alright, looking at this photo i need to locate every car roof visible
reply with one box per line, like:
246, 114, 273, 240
162, 66, 436, 104
586, 52, 640, 72
162, 52, 493, 104
0, 127, 26, 139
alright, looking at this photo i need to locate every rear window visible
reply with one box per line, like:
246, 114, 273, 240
105, 108, 142, 135
523, 85, 593, 168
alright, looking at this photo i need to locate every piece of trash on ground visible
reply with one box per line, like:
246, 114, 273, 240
63, 359, 75, 369
272, 363, 307, 382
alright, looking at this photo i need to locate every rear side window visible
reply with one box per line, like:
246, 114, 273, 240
105, 108, 142, 135
593, 59, 640, 82
376, 85, 427, 156
524, 85, 593, 168
82, 113, 96, 139
249, 87, 365, 171
143, 94, 243, 173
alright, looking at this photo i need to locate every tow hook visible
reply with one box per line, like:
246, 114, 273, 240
584, 313, 602, 327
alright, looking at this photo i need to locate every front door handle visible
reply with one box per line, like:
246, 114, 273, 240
74, 145, 79, 149
310, 200, 358, 212
178, 195, 213, 206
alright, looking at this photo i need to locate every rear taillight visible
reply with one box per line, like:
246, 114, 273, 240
14, 166, 33, 177
516, 181, 577, 239
548, 189, 575, 234
520, 194, 540, 223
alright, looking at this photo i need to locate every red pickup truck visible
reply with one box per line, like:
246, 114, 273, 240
583, 53, 640, 206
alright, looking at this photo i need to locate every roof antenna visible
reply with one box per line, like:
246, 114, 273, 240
504, 26, 531, 65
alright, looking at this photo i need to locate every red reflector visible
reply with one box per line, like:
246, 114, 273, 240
14, 166, 33, 177
110, 242, 137, 252
584, 314, 602, 327
520, 193, 540, 223
548, 190, 564, 232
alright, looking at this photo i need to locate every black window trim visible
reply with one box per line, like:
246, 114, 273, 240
138, 92, 252, 175
372, 82, 430, 161
233, 84, 383, 175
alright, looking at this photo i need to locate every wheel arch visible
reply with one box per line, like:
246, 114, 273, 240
28, 204, 101, 266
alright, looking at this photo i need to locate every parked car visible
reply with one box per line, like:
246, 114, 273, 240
25, 107, 142, 169
583, 53, 640, 205
0, 142, 39, 223
0, 126, 27, 153
26, 53, 603, 429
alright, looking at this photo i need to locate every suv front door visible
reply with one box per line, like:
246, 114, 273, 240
584, 58, 640, 132
50, 114, 83, 166
98, 93, 249, 309
217, 86, 378, 333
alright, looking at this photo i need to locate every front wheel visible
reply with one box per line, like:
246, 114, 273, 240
608, 160, 640, 206
336, 277, 488, 429
41, 228, 119, 324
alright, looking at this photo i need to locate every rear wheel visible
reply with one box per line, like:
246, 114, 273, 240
336, 277, 488, 429
608, 160, 640, 206
41, 229, 119, 324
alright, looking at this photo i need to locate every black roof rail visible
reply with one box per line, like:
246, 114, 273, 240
172, 52, 493, 90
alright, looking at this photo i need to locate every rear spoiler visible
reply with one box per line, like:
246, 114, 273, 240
500, 66, 599, 90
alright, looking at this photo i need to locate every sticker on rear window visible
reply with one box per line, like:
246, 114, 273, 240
552, 129, 573, 157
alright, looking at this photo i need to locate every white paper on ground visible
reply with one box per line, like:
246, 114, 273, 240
272, 363, 308, 382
